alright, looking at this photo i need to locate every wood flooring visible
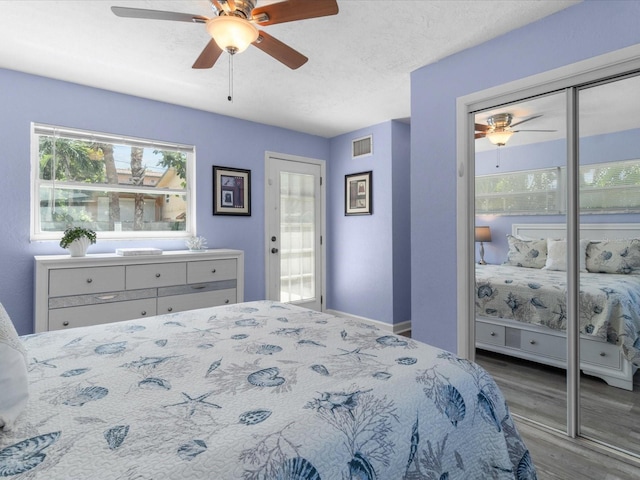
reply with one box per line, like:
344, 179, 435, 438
513, 420, 640, 480
476, 350, 640, 479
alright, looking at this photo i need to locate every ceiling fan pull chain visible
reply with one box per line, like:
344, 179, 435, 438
228, 53, 233, 102
496, 146, 501, 168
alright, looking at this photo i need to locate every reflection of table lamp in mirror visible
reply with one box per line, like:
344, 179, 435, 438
475, 226, 492, 265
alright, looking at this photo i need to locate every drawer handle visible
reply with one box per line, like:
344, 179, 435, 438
211, 269, 217, 273
155, 273, 161, 278
86, 278, 93, 284
63, 321, 69, 327
96, 295, 117, 301
141, 311, 147, 316
600, 352, 606, 357
490, 331, 496, 337
167, 307, 173, 312
225, 299, 230, 304
191, 285, 206, 290
529, 340, 536, 345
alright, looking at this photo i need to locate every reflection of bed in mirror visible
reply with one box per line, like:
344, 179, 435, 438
475, 223, 640, 390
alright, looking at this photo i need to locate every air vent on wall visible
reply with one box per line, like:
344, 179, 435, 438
352, 135, 373, 158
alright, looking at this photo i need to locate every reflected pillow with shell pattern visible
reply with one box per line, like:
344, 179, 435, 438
0, 303, 29, 430
503, 234, 547, 269
586, 239, 640, 274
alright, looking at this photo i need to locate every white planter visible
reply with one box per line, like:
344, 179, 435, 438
67, 237, 91, 257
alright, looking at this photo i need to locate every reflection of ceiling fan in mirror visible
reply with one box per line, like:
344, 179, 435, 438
475, 113, 556, 146
111, 0, 339, 70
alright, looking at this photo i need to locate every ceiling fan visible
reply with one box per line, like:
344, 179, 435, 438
111, 0, 339, 70
475, 113, 555, 146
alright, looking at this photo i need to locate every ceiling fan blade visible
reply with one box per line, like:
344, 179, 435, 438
253, 31, 308, 69
111, 6, 208, 23
475, 123, 490, 132
192, 39, 224, 69
509, 114, 543, 128
252, 0, 338, 26
475, 133, 487, 139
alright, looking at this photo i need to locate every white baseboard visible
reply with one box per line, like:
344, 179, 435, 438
326, 309, 411, 335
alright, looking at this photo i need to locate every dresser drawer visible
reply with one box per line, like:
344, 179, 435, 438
49, 288, 156, 309
49, 266, 125, 297
580, 338, 621, 369
158, 280, 236, 298
187, 259, 237, 283
521, 330, 565, 360
157, 288, 236, 314
48, 298, 157, 330
126, 263, 186, 289
476, 322, 505, 346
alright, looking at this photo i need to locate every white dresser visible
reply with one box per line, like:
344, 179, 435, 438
34, 249, 244, 332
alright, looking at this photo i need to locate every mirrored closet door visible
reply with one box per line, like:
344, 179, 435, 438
468, 68, 640, 459
577, 73, 640, 456
473, 92, 568, 433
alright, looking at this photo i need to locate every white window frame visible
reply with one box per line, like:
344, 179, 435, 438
30, 123, 196, 241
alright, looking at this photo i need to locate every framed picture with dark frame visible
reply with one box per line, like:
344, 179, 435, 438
345, 170, 372, 215
213, 166, 251, 216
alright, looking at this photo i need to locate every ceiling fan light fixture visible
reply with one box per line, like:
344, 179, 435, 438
206, 15, 258, 54
486, 129, 514, 146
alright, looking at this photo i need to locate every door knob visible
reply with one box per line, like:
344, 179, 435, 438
271, 248, 278, 254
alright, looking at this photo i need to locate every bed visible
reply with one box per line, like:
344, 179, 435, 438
475, 223, 640, 390
1, 300, 535, 479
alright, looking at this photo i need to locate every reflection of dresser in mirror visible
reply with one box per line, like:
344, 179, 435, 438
34, 249, 244, 332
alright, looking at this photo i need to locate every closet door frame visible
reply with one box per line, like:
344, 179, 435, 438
456, 44, 640, 445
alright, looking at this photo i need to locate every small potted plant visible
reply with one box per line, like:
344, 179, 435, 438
60, 227, 97, 257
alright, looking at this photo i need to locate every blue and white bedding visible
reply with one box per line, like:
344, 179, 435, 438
475, 264, 640, 366
2, 301, 535, 479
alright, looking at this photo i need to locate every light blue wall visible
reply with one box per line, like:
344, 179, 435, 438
410, 0, 640, 352
391, 121, 411, 323
327, 121, 411, 324
1, 68, 329, 335
476, 128, 640, 265
328, 123, 393, 321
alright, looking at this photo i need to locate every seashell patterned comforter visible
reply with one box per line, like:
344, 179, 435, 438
475, 264, 640, 366
2, 301, 535, 479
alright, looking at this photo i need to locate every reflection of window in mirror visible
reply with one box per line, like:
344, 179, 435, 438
579, 74, 640, 215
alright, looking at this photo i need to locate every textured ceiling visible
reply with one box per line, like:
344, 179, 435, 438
0, 0, 579, 138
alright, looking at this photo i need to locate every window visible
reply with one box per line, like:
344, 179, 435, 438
476, 158, 640, 215
476, 167, 562, 215
31, 123, 195, 241
579, 159, 640, 213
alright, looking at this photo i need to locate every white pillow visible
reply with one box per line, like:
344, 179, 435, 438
0, 303, 29, 430
543, 239, 589, 272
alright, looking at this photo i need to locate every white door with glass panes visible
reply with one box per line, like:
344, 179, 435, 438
265, 153, 325, 311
